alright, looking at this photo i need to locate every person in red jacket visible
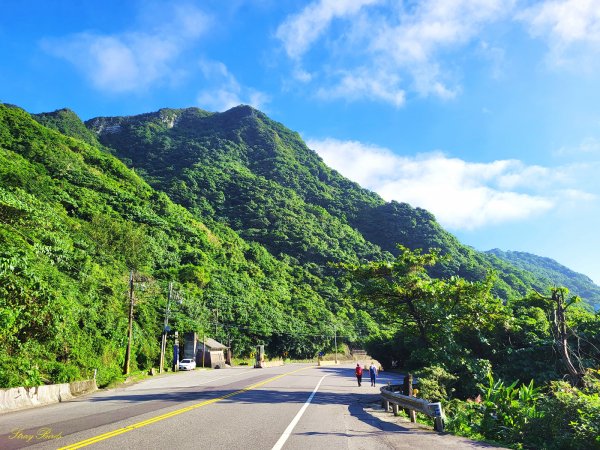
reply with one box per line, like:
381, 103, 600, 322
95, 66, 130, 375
355, 363, 363, 386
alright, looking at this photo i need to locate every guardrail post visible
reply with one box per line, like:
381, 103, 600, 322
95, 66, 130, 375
403, 374, 417, 422
428, 402, 445, 432
402, 373, 410, 417
382, 399, 390, 411
392, 403, 399, 415
434, 416, 444, 432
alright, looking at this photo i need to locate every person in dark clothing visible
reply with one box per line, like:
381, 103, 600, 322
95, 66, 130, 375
355, 363, 363, 386
369, 362, 378, 386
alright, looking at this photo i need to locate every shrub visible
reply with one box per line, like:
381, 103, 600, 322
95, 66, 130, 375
445, 372, 542, 446
523, 376, 600, 450
414, 365, 458, 401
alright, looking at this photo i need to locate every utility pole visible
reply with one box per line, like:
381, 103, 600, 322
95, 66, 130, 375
334, 325, 338, 364
159, 282, 173, 374
123, 271, 134, 375
202, 332, 205, 369
226, 334, 232, 365
214, 308, 219, 337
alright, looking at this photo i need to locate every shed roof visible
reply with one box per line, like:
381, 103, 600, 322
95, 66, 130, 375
201, 337, 228, 350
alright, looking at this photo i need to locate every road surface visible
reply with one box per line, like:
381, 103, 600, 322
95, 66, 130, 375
0, 363, 506, 449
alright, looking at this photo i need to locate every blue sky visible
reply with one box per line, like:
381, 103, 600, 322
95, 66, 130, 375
1, 0, 599, 283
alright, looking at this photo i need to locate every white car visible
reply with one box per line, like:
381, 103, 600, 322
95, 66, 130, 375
178, 358, 196, 371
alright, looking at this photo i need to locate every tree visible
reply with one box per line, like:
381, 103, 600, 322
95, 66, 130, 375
343, 245, 505, 386
533, 287, 585, 386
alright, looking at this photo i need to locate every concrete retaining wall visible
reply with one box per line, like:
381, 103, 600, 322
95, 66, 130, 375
255, 360, 285, 368
318, 360, 340, 366
0, 379, 97, 413
263, 360, 285, 368
318, 359, 356, 366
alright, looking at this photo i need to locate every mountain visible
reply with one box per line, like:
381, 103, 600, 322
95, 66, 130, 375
487, 249, 600, 308
0, 103, 353, 388
84, 106, 387, 268
33, 108, 101, 147
4, 102, 599, 389
81, 105, 578, 303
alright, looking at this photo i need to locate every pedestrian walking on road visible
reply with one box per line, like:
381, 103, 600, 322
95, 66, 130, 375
369, 362, 378, 387
355, 363, 363, 386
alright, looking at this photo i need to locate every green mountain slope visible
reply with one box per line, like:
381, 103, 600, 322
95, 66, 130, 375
0, 104, 356, 388
84, 106, 387, 268
82, 105, 579, 303
33, 108, 101, 147
487, 249, 600, 308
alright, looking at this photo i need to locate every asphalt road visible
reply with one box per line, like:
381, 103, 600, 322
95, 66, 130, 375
0, 363, 506, 449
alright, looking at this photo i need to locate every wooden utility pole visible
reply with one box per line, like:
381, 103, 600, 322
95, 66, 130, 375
334, 326, 338, 364
159, 282, 173, 374
226, 335, 232, 366
202, 332, 205, 369
123, 271, 134, 375
213, 308, 219, 338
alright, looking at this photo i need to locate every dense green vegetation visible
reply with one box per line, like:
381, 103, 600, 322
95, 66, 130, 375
0, 104, 355, 387
33, 108, 101, 147
488, 249, 600, 308
85, 106, 387, 268
444, 371, 600, 449
345, 246, 600, 449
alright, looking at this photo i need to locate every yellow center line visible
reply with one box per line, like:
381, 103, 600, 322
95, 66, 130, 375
59, 365, 313, 449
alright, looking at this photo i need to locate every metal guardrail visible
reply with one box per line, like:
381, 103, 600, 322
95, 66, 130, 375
380, 384, 445, 432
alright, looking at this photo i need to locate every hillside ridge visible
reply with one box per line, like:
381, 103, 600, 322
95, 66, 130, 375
74, 104, 600, 308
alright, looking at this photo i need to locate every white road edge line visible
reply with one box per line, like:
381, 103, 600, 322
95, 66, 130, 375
271, 374, 330, 450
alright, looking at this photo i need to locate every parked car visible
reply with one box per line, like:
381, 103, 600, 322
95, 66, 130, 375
178, 358, 196, 371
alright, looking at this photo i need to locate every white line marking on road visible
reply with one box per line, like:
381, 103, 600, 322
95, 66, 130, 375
271, 374, 330, 450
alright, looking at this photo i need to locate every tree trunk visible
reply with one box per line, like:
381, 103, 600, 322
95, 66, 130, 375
552, 289, 582, 386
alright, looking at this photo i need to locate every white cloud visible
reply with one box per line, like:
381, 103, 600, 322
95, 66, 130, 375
277, 0, 513, 105
316, 69, 406, 106
555, 136, 600, 156
520, 0, 600, 66
307, 137, 594, 230
41, 5, 210, 93
293, 67, 313, 83
369, 0, 509, 65
276, 0, 382, 60
478, 41, 507, 79
522, 0, 600, 44
197, 60, 270, 111
560, 188, 596, 201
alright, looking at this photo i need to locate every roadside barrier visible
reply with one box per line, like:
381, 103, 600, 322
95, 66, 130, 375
380, 384, 445, 432
0, 379, 97, 413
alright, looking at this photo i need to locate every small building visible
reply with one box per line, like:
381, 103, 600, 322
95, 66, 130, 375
197, 338, 228, 369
